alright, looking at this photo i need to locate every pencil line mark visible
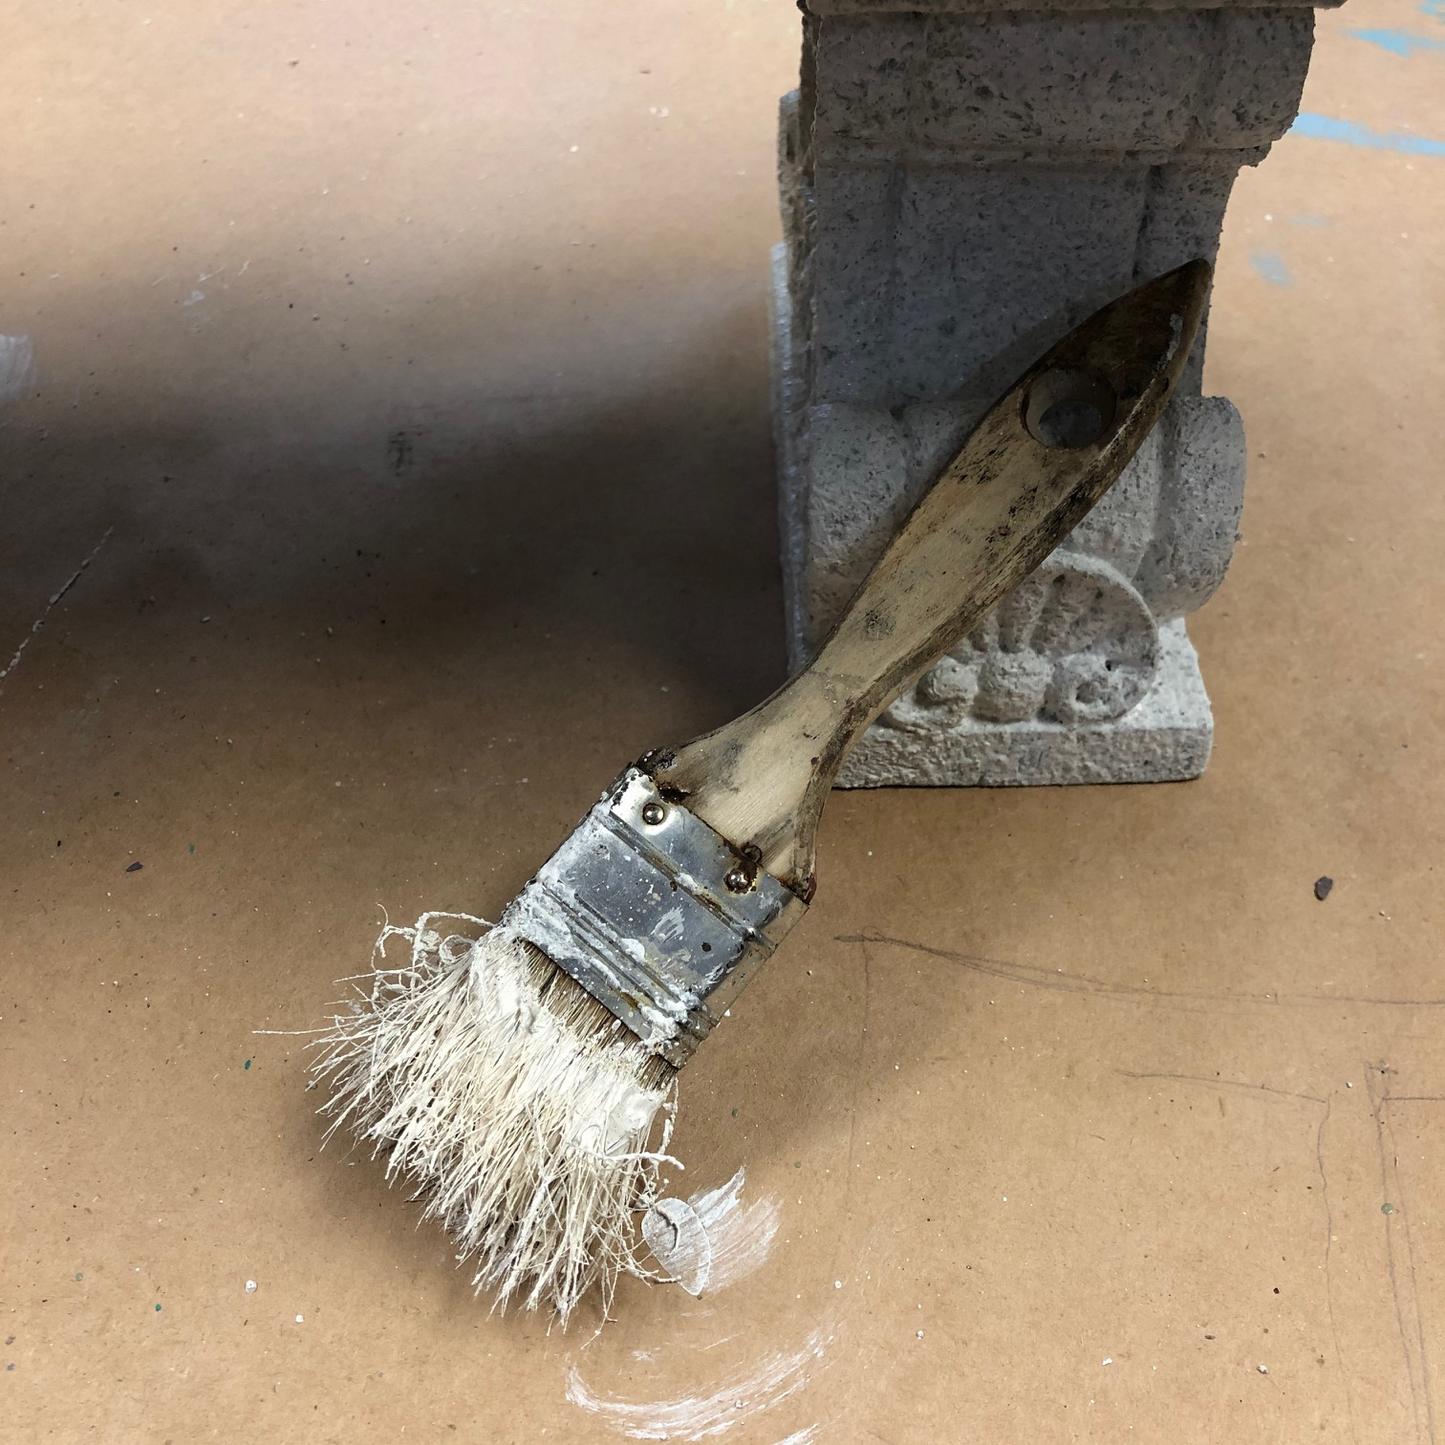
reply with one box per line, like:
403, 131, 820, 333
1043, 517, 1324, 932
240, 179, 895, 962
1124, 1068, 1361, 1437
841, 938, 872, 1226
0, 527, 114, 687
1117, 1070, 1326, 1105
1380, 1067, 1438, 1443
841, 931, 1445, 1010
1315, 1094, 1362, 1445
1368, 1062, 1432, 1442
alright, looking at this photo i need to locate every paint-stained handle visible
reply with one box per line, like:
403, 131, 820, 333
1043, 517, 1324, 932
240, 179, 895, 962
651, 261, 1212, 892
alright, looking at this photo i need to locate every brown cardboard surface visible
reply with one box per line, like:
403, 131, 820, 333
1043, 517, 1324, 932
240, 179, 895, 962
2, 2, 1443, 1441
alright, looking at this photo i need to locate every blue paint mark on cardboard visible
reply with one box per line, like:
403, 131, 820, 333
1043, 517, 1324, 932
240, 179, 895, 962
1348, 26, 1445, 56
1422, 0, 1444, 21
244, 1058, 252, 1070
1291, 112, 1445, 157
1250, 251, 1293, 288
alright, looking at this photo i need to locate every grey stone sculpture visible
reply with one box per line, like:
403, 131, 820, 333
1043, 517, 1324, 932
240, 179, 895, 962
772, 0, 1334, 786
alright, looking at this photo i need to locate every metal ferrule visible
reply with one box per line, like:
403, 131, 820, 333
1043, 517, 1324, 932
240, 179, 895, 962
498, 767, 807, 1067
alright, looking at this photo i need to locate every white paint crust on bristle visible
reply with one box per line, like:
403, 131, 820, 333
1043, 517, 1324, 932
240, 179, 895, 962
313, 912, 677, 1324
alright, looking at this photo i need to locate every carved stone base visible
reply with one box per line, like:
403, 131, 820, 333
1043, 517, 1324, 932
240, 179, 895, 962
836, 618, 1212, 788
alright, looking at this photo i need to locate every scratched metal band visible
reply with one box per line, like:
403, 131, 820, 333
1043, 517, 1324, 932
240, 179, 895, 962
499, 767, 807, 1066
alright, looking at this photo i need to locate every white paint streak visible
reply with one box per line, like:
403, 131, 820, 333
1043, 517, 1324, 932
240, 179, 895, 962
771, 1429, 819, 1445
690, 1169, 781, 1291
566, 1326, 829, 1441
0, 528, 114, 686
0, 334, 36, 402
643, 1167, 780, 1296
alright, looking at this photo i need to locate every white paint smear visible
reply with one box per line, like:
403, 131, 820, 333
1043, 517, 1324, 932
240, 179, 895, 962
771, 1430, 819, 1445
642, 1167, 780, 1296
566, 1326, 828, 1441
0, 334, 36, 402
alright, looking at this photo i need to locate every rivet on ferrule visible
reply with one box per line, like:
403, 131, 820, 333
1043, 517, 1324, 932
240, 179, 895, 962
724, 865, 753, 894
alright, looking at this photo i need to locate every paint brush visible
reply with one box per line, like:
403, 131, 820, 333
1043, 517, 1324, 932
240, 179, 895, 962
314, 260, 1211, 1322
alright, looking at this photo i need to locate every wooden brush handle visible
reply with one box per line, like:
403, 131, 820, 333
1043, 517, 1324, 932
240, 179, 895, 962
651, 261, 1211, 894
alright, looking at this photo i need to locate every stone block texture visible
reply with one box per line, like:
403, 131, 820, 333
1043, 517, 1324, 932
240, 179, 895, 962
773, 1, 1326, 786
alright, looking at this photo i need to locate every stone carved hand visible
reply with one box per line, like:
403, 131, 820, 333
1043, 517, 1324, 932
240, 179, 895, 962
885, 552, 1159, 728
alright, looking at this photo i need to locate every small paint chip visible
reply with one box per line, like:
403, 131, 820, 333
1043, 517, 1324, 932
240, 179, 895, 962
1313, 876, 1334, 901
155, 1303, 162, 1312
1258, 1364, 1269, 1375
245, 1280, 257, 1293
243, 1059, 252, 1070
642, 1169, 779, 1297
1382, 1202, 1395, 1215
641, 1198, 711, 1295
126, 861, 143, 873
295, 1314, 304, 1323
188, 844, 195, 854
834, 1280, 842, 1289
1102, 1357, 1114, 1366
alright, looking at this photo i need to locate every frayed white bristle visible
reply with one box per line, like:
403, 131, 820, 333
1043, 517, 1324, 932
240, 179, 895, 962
312, 911, 678, 1325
